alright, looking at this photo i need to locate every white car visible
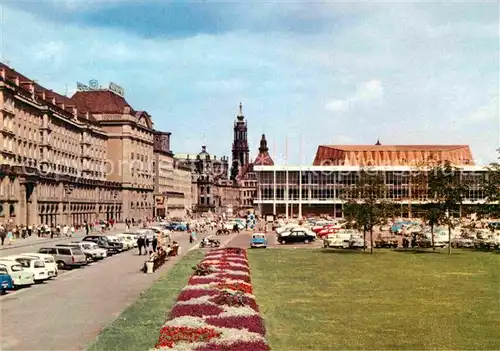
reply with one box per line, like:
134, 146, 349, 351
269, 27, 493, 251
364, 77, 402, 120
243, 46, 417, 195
76, 242, 107, 260
0, 261, 34, 287
116, 233, 138, 248
0, 256, 49, 282
20, 253, 58, 277
107, 236, 130, 250
276, 223, 300, 234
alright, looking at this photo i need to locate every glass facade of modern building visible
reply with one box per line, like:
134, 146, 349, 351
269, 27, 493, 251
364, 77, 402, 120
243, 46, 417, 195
254, 165, 491, 218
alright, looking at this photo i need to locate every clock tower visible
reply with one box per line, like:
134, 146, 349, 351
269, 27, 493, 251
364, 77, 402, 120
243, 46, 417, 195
230, 103, 249, 181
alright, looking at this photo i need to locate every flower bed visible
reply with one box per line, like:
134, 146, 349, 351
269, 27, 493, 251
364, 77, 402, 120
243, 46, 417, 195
154, 248, 269, 350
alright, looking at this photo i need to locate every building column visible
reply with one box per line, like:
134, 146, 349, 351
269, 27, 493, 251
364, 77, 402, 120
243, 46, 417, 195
16, 178, 26, 225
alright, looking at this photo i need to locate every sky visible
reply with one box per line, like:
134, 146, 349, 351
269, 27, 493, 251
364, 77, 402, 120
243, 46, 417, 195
1, 0, 499, 165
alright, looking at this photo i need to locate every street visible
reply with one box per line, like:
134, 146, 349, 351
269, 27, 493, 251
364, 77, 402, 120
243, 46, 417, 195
0, 229, 317, 351
0, 229, 228, 351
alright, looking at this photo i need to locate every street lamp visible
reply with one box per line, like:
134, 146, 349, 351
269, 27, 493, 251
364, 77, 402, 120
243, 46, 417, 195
64, 184, 74, 225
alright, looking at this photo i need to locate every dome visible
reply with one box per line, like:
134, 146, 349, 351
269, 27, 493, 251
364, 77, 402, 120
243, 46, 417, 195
198, 145, 210, 158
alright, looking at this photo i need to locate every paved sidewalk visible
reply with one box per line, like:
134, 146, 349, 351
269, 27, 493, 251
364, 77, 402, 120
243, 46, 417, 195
0, 223, 138, 251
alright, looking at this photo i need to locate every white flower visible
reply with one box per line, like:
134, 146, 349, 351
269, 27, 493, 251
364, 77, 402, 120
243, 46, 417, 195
163, 316, 208, 328
218, 306, 259, 318
175, 295, 216, 305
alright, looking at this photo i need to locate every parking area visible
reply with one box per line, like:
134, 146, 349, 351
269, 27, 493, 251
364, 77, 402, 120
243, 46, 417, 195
225, 230, 324, 249
0, 229, 197, 351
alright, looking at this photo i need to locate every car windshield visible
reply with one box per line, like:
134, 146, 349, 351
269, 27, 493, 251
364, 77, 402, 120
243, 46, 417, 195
15, 258, 31, 267
0, 267, 7, 274
11, 265, 23, 272
253, 235, 265, 239
34, 261, 45, 268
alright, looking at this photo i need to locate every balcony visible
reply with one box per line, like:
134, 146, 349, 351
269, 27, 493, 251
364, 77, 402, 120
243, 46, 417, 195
1, 126, 15, 137
1, 105, 15, 116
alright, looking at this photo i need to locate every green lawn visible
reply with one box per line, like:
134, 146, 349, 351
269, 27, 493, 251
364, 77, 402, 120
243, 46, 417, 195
87, 250, 205, 351
249, 249, 500, 350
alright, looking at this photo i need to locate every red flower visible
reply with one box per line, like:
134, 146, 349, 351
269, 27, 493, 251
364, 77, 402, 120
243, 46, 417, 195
177, 289, 219, 302
194, 339, 270, 351
205, 315, 267, 336
214, 282, 253, 294
155, 326, 221, 349
170, 304, 224, 319
217, 273, 251, 283
188, 276, 225, 285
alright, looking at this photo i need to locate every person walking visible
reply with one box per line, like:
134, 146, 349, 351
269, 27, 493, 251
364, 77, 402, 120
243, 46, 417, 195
145, 235, 150, 250
152, 235, 158, 252
137, 236, 145, 255
84, 220, 90, 236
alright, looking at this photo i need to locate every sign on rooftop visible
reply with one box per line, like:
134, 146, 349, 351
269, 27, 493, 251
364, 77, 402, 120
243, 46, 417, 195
76, 80, 125, 97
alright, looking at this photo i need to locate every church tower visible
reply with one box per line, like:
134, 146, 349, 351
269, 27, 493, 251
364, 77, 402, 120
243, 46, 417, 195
230, 103, 249, 181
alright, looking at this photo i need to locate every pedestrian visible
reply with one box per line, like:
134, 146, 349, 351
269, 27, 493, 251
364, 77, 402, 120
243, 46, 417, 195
145, 235, 150, 249
152, 235, 158, 252
137, 236, 145, 255
84, 220, 89, 236
0, 227, 5, 246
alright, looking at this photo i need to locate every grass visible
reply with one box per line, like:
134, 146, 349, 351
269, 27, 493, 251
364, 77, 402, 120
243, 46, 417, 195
87, 249, 204, 351
248, 249, 500, 350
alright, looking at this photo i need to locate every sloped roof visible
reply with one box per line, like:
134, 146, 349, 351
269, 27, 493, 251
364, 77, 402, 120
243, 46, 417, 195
71, 90, 134, 114
0, 62, 95, 122
313, 144, 474, 166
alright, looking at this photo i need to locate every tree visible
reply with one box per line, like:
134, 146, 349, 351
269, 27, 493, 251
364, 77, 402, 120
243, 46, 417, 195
427, 161, 468, 255
483, 163, 500, 218
342, 169, 392, 254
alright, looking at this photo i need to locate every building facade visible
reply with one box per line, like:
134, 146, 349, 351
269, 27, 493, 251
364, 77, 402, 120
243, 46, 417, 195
0, 62, 192, 227
254, 165, 490, 218
175, 145, 233, 214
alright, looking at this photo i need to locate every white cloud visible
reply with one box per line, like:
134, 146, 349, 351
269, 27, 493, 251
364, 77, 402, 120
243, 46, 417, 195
2, 2, 498, 165
464, 96, 499, 123
325, 79, 384, 113
325, 100, 349, 112
34, 41, 66, 61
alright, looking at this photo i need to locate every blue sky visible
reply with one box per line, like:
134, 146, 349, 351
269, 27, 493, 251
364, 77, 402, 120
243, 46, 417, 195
1, 1, 499, 165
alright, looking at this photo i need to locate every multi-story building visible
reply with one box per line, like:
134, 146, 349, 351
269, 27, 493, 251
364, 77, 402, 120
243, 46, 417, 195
0, 62, 178, 226
254, 141, 490, 218
152, 130, 193, 219
72, 89, 155, 221
175, 145, 232, 213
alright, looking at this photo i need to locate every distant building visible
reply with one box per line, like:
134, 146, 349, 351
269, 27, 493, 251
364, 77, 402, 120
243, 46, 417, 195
175, 145, 232, 214
313, 142, 474, 166
255, 140, 486, 218
153, 131, 193, 219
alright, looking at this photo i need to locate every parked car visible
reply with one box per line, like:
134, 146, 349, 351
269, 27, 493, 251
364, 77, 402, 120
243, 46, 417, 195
117, 233, 138, 247
451, 237, 474, 248
0, 266, 13, 294
278, 229, 315, 244
20, 253, 58, 277
82, 235, 122, 254
107, 236, 130, 251
58, 242, 107, 261
323, 233, 348, 248
0, 261, 34, 288
349, 233, 365, 249
250, 233, 268, 248
38, 246, 88, 269
0, 256, 50, 282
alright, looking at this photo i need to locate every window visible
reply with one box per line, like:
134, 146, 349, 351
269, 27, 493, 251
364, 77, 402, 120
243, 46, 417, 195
34, 261, 45, 268
57, 248, 71, 255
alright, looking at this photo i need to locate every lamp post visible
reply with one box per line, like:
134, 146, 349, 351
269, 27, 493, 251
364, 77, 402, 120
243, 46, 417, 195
64, 184, 74, 225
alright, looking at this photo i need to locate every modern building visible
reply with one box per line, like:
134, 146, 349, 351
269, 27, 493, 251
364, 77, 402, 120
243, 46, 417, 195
254, 141, 489, 218
0, 62, 190, 226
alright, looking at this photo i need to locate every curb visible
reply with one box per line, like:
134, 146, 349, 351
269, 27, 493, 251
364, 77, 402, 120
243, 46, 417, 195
0, 234, 86, 251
